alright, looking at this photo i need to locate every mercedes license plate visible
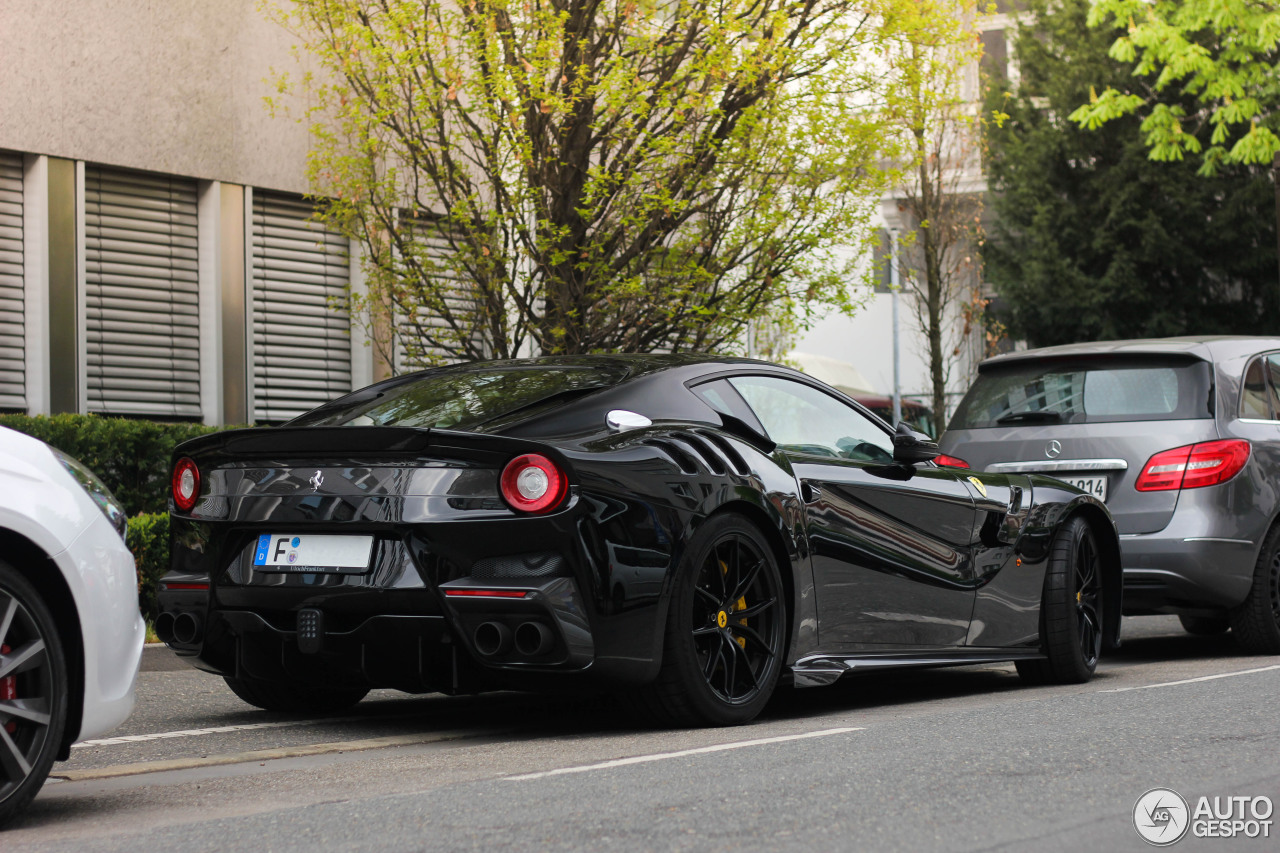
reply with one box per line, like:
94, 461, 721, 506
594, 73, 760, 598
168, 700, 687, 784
1057, 475, 1107, 502
253, 534, 375, 573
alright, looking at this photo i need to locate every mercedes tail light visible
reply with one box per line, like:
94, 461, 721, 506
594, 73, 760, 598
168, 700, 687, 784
172, 457, 201, 512
935, 454, 970, 469
500, 453, 568, 513
1134, 440, 1250, 492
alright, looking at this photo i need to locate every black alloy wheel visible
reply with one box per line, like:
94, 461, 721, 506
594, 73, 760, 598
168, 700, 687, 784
1230, 523, 1280, 654
1016, 516, 1102, 685
0, 562, 68, 827
638, 514, 786, 726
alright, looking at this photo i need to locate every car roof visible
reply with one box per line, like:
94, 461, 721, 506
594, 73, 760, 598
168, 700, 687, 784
978, 336, 1280, 371
393, 352, 774, 379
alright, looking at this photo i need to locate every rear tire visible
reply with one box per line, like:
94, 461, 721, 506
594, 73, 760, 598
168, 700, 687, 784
223, 677, 368, 713
1230, 524, 1280, 654
0, 562, 69, 827
1179, 613, 1231, 636
1017, 516, 1102, 685
635, 514, 786, 727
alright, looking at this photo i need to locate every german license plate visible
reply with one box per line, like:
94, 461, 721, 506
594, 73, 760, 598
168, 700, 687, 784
1057, 475, 1107, 502
253, 534, 374, 573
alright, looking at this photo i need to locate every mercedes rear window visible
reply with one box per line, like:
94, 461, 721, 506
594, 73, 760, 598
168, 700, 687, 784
949, 357, 1213, 429
291, 365, 629, 431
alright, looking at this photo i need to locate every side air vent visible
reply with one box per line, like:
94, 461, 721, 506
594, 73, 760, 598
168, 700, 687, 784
672, 433, 727, 475
644, 439, 700, 475
695, 430, 750, 476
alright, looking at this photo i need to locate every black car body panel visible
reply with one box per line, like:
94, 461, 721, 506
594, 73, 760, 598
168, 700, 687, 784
160, 355, 1121, 697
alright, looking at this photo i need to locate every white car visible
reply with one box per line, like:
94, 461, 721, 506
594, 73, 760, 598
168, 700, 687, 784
0, 425, 143, 825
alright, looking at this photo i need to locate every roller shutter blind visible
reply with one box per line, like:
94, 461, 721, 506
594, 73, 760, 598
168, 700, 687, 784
84, 165, 201, 417
395, 214, 482, 372
251, 191, 351, 422
0, 153, 23, 411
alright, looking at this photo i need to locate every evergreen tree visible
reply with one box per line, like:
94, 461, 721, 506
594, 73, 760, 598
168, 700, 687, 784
983, 0, 1277, 347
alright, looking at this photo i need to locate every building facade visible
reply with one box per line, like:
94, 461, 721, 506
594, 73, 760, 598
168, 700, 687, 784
0, 0, 375, 424
2, 1, 1014, 427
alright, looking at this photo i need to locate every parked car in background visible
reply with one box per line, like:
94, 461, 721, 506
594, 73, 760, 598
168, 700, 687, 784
0, 426, 144, 825
786, 352, 940, 436
158, 355, 1120, 728
940, 336, 1280, 653
855, 396, 938, 439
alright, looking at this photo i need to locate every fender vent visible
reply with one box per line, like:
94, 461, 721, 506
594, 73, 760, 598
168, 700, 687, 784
644, 439, 700, 475
695, 430, 750, 476
671, 433, 727, 475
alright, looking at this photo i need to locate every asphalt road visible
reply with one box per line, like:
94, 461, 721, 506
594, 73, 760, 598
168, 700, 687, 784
5, 616, 1279, 852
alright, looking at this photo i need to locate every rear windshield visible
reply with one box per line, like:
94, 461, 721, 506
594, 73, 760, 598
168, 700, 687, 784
291, 365, 628, 430
949, 357, 1213, 429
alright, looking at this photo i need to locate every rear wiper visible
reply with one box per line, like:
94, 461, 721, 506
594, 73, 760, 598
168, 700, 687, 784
996, 410, 1065, 424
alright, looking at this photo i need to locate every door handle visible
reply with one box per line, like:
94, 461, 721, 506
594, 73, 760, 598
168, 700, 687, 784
801, 482, 821, 503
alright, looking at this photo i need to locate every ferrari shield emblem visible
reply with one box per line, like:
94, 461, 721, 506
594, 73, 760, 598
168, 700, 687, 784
966, 476, 988, 498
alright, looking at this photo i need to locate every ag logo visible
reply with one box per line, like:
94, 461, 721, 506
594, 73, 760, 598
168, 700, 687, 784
1134, 788, 1190, 845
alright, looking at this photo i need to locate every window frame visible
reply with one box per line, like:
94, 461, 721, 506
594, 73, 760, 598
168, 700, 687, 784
1238, 352, 1280, 423
688, 369, 896, 463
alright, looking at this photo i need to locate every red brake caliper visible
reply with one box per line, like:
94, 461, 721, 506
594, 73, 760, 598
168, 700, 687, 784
0, 644, 15, 733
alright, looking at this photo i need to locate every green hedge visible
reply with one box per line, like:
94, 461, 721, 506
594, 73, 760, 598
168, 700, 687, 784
128, 512, 170, 620
0, 413, 221, 516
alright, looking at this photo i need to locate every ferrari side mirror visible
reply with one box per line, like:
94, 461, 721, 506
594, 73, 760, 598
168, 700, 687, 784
892, 421, 940, 464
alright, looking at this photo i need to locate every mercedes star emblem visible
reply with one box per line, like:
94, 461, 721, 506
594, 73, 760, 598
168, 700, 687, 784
1045, 440, 1062, 459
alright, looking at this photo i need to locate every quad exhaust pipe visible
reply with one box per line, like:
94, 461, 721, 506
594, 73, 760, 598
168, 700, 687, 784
472, 621, 554, 658
155, 611, 176, 644
473, 622, 512, 657
173, 612, 203, 645
514, 622, 553, 657
157, 611, 204, 646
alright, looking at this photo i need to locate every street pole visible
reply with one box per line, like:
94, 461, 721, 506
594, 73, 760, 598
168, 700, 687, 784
891, 228, 902, 426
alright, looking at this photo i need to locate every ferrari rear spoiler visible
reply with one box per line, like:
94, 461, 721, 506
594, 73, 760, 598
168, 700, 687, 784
173, 426, 554, 467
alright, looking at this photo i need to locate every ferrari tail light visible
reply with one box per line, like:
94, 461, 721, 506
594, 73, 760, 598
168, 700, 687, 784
1134, 440, 1250, 492
500, 453, 568, 513
935, 454, 970, 468
172, 457, 201, 512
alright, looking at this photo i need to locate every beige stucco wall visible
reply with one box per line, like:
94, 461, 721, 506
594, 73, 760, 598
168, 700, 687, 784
0, 0, 317, 194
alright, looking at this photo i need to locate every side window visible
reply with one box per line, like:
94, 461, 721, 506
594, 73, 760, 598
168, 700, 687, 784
1266, 356, 1280, 418
727, 376, 894, 463
1241, 357, 1275, 420
691, 378, 764, 433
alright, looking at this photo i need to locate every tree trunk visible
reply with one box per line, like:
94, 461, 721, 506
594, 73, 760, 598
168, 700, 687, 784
918, 153, 948, 432
1274, 150, 1280, 300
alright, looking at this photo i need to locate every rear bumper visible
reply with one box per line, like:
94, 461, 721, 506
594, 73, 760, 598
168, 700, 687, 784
162, 576, 602, 693
1119, 533, 1255, 614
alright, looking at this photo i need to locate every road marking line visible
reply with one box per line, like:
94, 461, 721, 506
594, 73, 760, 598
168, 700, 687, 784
53, 729, 502, 782
1100, 664, 1280, 693
505, 726, 864, 781
73, 717, 371, 748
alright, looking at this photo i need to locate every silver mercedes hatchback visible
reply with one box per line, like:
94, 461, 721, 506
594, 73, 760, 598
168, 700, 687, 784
940, 336, 1280, 653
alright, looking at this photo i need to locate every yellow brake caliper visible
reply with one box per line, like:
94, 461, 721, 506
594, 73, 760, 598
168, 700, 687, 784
719, 559, 748, 649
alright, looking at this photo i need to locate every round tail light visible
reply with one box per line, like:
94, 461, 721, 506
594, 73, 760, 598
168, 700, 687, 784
500, 453, 567, 514
172, 457, 201, 512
